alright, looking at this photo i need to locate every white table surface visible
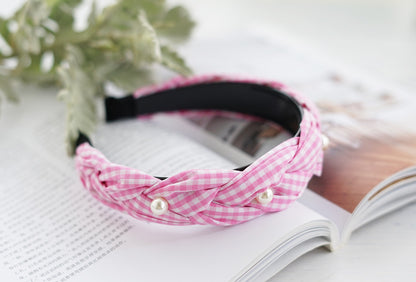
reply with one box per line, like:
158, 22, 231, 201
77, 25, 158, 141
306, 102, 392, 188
2, 1, 416, 281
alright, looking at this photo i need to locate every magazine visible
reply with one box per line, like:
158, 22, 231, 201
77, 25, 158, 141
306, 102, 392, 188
0, 34, 415, 282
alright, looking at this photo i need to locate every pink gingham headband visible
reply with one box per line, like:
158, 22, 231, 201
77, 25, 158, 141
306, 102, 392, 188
75, 75, 324, 226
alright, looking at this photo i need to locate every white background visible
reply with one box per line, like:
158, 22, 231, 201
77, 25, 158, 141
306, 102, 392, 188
1, 1, 416, 281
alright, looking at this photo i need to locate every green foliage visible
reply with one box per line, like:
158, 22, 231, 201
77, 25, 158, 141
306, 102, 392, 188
57, 45, 97, 154
0, 0, 195, 154
160, 45, 192, 76
0, 74, 18, 105
154, 6, 194, 42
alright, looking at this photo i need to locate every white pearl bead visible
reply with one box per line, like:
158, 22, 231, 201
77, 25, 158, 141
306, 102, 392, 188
322, 134, 330, 150
150, 197, 168, 216
256, 188, 274, 205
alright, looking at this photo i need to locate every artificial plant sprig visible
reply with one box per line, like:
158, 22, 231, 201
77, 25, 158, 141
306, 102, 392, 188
0, 0, 194, 154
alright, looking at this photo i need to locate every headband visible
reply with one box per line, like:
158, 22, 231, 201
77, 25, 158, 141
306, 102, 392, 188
75, 75, 323, 226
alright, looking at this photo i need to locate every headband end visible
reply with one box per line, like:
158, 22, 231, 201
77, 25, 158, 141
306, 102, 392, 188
105, 95, 136, 122
75, 131, 92, 150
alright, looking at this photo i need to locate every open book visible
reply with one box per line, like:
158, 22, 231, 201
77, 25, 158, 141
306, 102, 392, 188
1, 34, 416, 282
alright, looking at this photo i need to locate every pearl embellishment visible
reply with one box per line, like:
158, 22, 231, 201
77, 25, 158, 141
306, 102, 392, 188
256, 188, 274, 205
322, 134, 330, 150
150, 197, 168, 216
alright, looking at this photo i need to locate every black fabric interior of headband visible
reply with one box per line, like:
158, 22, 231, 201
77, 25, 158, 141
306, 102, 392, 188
106, 81, 302, 130
75, 82, 303, 171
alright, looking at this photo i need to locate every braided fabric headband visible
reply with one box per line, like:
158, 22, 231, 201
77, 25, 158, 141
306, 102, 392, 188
75, 75, 323, 226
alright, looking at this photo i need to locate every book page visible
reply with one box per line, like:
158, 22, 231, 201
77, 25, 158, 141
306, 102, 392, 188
299, 74, 416, 213
0, 139, 135, 282
0, 88, 330, 282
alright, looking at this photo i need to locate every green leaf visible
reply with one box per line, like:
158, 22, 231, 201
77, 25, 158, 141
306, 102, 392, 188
11, 0, 51, 55
107, 63, 154, 92
49, 0, 82, 27
57, 45, 97, 155
132, 10, 161, 65
111, 0, 166, 23
18, 54, 57, 85
0, 17, 9, 43
87, 0, 98, 27
98, 0, 139, 31
0, 17, 11, 57
155, 6, 195, 42
135, 0, 166, 20
45, 0, 61, 7
160, 45, 192, 76
0, 74, 18, 103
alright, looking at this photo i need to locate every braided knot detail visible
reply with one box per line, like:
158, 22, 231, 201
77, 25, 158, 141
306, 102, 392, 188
75, 75, 323, 226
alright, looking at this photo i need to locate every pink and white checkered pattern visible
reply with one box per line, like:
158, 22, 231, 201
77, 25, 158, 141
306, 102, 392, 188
75, 75, 323, 226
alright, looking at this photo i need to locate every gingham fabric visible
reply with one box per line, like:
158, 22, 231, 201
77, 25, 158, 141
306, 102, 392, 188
75, 75, 323, 226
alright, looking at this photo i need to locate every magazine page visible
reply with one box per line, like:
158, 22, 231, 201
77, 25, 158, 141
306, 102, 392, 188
0, 87, 335, 282
298, 73, 416, 213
